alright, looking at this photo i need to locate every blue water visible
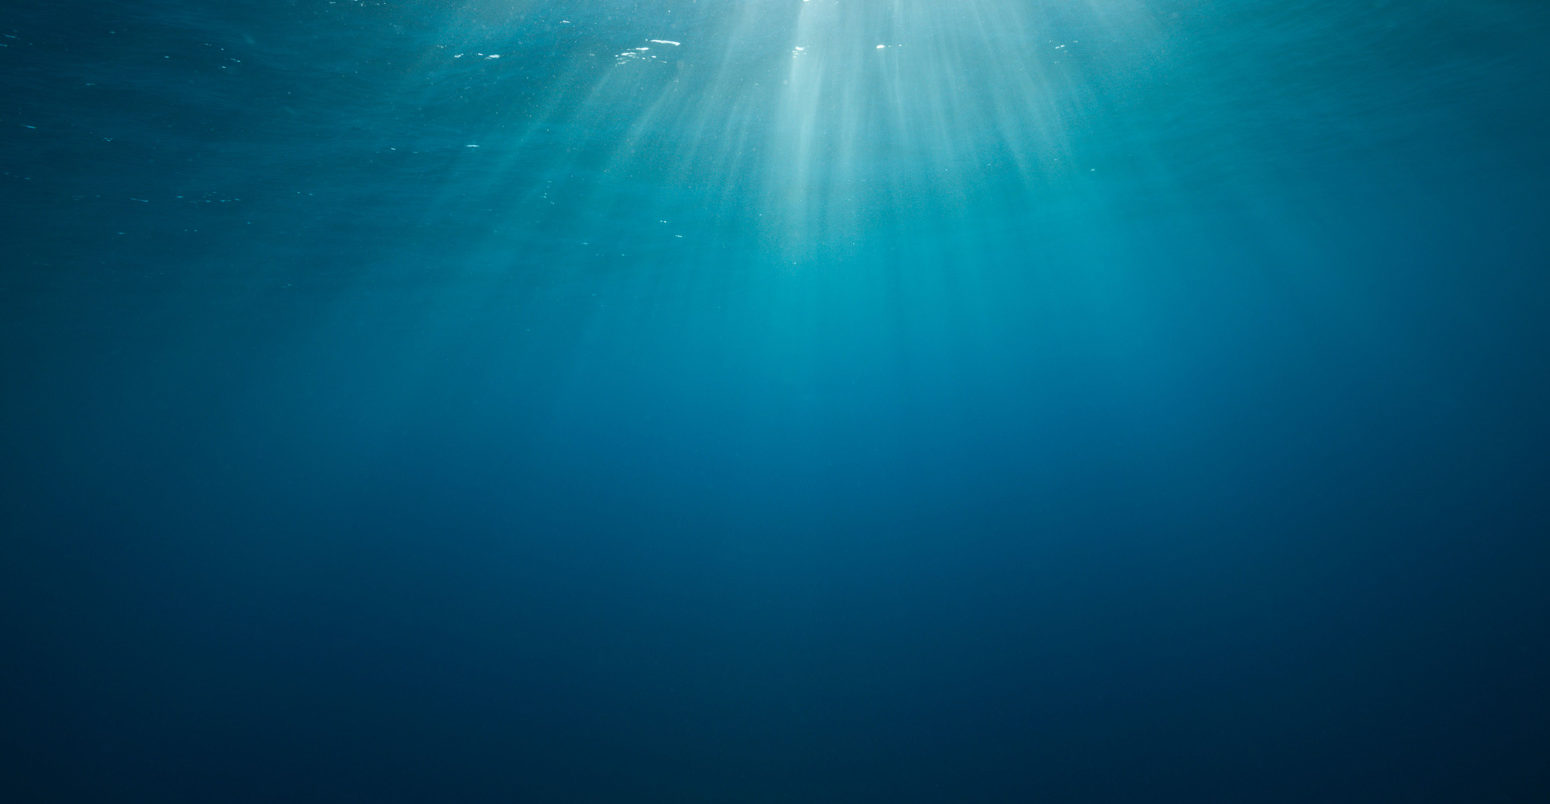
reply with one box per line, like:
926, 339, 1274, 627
4, 1, 1549, 801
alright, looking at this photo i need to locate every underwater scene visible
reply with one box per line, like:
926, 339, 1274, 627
3, 1, 1549, 801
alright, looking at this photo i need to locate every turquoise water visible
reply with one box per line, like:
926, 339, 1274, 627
4, 1, 1549, 800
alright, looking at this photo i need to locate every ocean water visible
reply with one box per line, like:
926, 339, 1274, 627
3, 1, 1548, 801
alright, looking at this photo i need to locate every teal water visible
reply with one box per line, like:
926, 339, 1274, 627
3, 1, 1549, 801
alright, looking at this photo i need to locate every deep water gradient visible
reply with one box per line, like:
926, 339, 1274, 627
2, 1, 1549, 801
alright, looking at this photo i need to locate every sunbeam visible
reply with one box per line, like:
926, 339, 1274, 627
398, 0, 1168, 268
